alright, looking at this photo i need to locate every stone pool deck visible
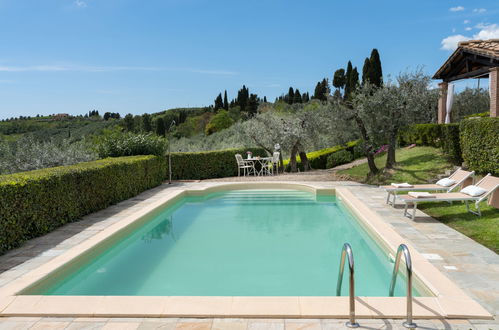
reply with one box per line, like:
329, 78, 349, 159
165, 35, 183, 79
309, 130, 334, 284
0, 180, 497, 329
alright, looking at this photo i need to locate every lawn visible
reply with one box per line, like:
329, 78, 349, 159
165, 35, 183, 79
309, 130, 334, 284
339, 146, 453, 185
339, 146, 499, 253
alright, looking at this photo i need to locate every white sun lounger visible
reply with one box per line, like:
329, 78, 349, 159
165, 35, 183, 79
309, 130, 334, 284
380, 168, 475, 206
397, 174, 499, 220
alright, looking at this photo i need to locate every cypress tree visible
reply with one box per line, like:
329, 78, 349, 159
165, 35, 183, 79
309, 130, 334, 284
263, 96, 267, 103
214, 93, 224, 111
344, 61, 353, 100
321, 78, 329, 100
362, 57, 371, 85
142, 113, 152, 132
155, 117, 166, 136
302, 92, 310, 103
350, 67, 359, 93
247, 94, 259, 116
333, 69, 346, 90
237, 85, 249, 111
313, 81, 322, 100
369, 49, 383, 87
293, 89, 302, 103
288, 87, 295, 104
223, 90, 229, 110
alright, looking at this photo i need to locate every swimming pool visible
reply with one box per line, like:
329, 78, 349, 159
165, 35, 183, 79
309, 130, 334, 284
26, 189, 415, 297
2, 183, 491, 319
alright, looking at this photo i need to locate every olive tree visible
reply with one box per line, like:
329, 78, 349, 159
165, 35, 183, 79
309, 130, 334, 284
337, 70, 438, 176
240, 103, 335, 172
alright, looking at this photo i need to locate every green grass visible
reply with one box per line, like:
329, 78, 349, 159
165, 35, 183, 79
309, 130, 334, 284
339, 146, 453, 185
418, 202, 498, 253
340, 146, 499, 253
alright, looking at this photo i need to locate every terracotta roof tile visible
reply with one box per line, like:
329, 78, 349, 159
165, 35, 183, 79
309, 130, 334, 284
433, 39, 499, 79
457, 39, 499, 59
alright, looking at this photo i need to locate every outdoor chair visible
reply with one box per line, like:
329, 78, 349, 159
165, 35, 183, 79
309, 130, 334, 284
235, 154, 255, 177
270, 151, 280, 175
381, 168, 475, 206
397, 174, 499, 220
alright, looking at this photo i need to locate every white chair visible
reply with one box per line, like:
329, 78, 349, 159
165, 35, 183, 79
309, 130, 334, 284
235, 154, 255, 177
270, 151, 280, 175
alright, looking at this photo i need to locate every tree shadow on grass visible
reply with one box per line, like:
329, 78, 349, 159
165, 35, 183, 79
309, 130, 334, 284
389, 153, 451, 183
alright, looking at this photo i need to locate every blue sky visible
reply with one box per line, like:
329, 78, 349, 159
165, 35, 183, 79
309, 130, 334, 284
0, 0, 498, 119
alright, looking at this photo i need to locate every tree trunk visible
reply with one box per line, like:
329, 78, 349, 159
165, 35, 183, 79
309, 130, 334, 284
385, 132, 397, 169
289, 141, 300, 172
353, 115, 379, 176
298, 142, 312, 171
365, 150, 378, 176
278, 153, 284, 173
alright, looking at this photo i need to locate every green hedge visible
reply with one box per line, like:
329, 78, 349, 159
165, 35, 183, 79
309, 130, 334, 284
283, 140, 361, 171
0, 155, 166, 254
398, 123, 462, 164
166, 147, 266, 180
326, 149, 354, 168
460, 117, 499, 175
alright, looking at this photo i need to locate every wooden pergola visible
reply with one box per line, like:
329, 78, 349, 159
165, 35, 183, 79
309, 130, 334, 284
433, 39, 499, 123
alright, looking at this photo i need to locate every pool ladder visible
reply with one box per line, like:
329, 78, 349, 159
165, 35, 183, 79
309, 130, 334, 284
336, 243, 417, 329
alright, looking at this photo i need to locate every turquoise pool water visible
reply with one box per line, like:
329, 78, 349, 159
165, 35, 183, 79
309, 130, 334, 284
33, 189, 417, 296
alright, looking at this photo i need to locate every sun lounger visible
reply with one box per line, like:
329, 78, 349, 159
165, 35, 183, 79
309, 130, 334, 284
380, 168, 475, 206
398, 174, 499, 220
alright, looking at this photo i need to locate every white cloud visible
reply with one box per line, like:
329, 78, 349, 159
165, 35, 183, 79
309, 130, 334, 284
464, 20, 470, 24
440, 23, 499, 51
473, 23, 499, 39
0, 64, 237, 75
449, 6, 464, 12
465, 27, 472, 31
74, 0, 87, 8
441, 35, 470, 50
473, 8, 486, 13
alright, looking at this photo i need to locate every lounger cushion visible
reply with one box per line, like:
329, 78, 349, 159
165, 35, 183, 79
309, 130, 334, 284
436, 178, 456, 187
461, 185, 486, 197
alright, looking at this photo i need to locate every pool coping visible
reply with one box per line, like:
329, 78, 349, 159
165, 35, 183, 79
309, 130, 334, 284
0, 182, 492, 319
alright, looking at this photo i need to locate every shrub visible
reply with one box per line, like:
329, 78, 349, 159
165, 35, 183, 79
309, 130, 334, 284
205, 110, 234, 135
95, 131, 167, 158
440, 124, 463, 164
326, 149, 354, 168
283, 140, 360, 171
464, 111, 490, 119
351, 140, 365, 159
166, 147, 266, 180
460, 117, 499, 175
398, 123, 462, 164
0, 155, 166, 254
398, 124, 442, 147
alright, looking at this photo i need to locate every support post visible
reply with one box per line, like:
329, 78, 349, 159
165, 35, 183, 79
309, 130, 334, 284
437, 82, 448, 124
490, 67, 499, 118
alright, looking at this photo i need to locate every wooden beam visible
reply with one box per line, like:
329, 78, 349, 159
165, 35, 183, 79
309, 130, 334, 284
462, 53, 499, 66
444, 67, 491, 82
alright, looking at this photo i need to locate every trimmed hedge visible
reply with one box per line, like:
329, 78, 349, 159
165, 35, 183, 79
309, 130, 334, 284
326, 149, 354, 168
283, 140, 361, 171
460, 117, 499, 175
398, 123, 462, 164
166, 147, 266, 180
0, 155, 166, 254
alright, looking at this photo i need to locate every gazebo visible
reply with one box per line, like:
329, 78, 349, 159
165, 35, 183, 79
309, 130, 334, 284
433, 39, 499, 123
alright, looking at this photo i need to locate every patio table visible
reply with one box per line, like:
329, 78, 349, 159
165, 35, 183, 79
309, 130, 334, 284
247, 157, 273, 176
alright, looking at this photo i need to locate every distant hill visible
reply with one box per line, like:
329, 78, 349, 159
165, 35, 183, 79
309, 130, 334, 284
0, 115, 119, 142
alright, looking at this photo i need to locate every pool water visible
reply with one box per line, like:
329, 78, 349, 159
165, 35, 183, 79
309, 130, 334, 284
35, 190, 416, 296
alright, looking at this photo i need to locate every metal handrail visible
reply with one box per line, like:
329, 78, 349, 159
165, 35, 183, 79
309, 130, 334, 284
336, 243, 359, 328
389, 244, 417, 329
